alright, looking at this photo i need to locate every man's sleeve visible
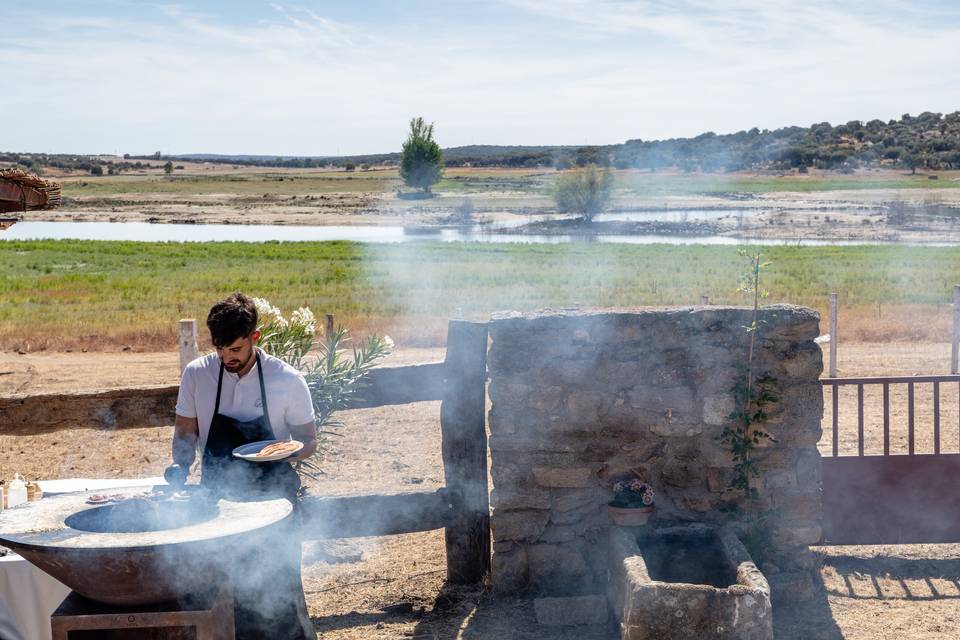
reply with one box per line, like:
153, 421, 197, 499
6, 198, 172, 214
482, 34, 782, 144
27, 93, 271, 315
175, 365, 198, 418
286, 374, 316, 426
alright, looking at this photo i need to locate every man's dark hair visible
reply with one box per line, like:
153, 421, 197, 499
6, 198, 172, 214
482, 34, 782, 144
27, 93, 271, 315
207, 292, 258, 348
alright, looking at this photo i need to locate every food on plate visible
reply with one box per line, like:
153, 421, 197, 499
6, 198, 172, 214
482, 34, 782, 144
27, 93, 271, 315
255, 439, 301, 458
85, 490, 164, 505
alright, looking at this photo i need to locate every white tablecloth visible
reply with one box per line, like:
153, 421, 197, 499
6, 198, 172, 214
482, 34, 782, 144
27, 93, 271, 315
0, 477, 164, 640
0, 555, 69, 640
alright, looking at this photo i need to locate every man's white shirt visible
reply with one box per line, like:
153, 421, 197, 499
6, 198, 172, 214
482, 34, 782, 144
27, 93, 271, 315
175, 349, 315, 452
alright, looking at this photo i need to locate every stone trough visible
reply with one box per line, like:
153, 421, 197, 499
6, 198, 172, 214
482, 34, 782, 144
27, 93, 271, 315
608, 524, 772, 640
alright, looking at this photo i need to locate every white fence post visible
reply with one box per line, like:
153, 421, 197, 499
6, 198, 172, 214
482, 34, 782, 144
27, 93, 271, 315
952, 285, 960, 374
829, 293, 838, 378
179, 319, 199, 374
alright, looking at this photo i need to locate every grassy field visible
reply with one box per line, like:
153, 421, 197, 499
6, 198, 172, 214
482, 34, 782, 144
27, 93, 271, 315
1, 240, 959, 350
58, 171, 395, 196
53, 166, 960, 201
614, 170, 960, 196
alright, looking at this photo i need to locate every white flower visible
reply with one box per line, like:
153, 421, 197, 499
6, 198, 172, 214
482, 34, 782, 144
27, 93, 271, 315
253, 297, 287, 330
382, 335, 395, 351
291, 306, 316, 335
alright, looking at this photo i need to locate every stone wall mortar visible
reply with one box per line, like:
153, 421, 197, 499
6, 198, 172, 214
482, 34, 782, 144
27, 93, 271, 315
487, 306, 823, 593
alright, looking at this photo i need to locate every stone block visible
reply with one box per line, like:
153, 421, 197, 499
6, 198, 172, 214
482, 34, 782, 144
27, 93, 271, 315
492, 547, 529, 593
796, 448, 822, 485
487, 380, 533, 407
533, 595, 608, 626
527, 543, 589, 589
650, 420, 703, 437
552, 488, 605, 513
533, 466, 597, 488
772, 488, 821, 522
592, 361, 643, 387
768, 570, 817, 604
565, 390, 609, 423
671, 492, 719, 513
627, 386, 697, 417
489, 434, 574, 454
551, 510, 585, 525
661, 459, 707, 489
490, 487, 551, 511
773, 522, 823, 547
491, 510, 551, 543
763, 307, 820, 342
778, 342, 823, 380
540, 524, 578, 543
541, 358, 604, 386
701, 444, 736, 468
528, 385, 566, 412
707, 467, 733, 492
703, 393, 735, 426
763, 469, 797, 490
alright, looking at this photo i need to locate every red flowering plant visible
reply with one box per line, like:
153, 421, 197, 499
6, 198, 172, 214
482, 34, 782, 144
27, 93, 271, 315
609, 478, 655, 509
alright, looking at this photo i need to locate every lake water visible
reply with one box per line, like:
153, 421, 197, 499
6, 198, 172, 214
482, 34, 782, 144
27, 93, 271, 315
0, 220, 955, 247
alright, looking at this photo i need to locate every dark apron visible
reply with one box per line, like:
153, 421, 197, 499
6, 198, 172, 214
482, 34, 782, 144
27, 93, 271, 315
200, 353, 313, 640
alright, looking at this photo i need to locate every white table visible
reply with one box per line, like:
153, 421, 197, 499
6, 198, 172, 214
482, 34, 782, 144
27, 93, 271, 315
0, 477, 163, 640
0, 555, 69, 640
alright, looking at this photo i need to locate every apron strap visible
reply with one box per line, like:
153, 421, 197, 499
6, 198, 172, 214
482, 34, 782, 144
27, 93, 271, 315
214, 361, 225, 416
256, 352, 273, 432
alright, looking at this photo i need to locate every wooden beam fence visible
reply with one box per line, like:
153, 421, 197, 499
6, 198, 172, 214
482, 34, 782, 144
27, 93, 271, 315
300, 319, 491, 584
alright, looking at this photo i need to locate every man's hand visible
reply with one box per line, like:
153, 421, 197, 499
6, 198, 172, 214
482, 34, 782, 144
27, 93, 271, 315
173, 414, 199, 468
287, 421, 318, 462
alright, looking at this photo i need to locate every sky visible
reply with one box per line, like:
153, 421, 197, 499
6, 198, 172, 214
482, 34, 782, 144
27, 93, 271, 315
3, 1, 960, 156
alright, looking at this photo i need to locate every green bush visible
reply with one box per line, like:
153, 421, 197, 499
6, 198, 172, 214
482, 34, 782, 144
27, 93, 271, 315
554, 164, 613, 221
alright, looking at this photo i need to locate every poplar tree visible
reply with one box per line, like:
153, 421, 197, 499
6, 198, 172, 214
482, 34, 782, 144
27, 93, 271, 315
399, 117, 444, 193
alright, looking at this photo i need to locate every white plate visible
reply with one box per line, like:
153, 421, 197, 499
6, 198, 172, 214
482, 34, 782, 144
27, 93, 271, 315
232, 439, 303, 462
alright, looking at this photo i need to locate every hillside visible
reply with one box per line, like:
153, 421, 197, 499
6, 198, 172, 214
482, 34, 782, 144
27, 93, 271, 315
3, 111, 960, 173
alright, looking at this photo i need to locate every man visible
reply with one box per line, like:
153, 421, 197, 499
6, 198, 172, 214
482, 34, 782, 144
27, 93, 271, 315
170, 292, 316, 639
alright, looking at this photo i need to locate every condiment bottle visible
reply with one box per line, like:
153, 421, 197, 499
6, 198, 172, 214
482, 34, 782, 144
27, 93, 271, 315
26, 481, 42, 502
8, 473, 27, 508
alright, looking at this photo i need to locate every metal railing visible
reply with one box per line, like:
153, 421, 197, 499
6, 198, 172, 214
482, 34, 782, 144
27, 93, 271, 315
822, 375, 960, 457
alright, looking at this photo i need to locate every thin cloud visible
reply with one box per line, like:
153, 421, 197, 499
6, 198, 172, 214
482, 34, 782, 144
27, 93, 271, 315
2, 1, 959, 154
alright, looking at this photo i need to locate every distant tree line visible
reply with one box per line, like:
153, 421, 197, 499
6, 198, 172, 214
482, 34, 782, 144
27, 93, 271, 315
0, 152, 162, 176
609, 111, 960, 173
6, 110, 960, 174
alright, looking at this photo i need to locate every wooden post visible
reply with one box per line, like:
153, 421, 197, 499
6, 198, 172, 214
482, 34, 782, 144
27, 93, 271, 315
178, 319, 199, 374
440, 320, 490, 584
699, 295, 709, 305
829, 293, 838, 378
952, 286, 960, 374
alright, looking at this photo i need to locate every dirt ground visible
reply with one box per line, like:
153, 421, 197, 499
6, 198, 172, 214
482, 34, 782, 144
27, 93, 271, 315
3, 343, 960, 638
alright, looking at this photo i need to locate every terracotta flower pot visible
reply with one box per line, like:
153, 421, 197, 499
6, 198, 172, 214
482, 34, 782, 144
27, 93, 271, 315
607, 504, 654, 526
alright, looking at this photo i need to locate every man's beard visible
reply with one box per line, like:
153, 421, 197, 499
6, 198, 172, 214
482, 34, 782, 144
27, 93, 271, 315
223, 348, 254, 373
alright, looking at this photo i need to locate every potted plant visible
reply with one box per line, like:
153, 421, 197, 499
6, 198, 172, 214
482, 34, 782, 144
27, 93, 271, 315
607, 478, 655, 526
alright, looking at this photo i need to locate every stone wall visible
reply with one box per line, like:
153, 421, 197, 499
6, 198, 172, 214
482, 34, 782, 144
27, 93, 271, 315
487, 305, 823, 594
